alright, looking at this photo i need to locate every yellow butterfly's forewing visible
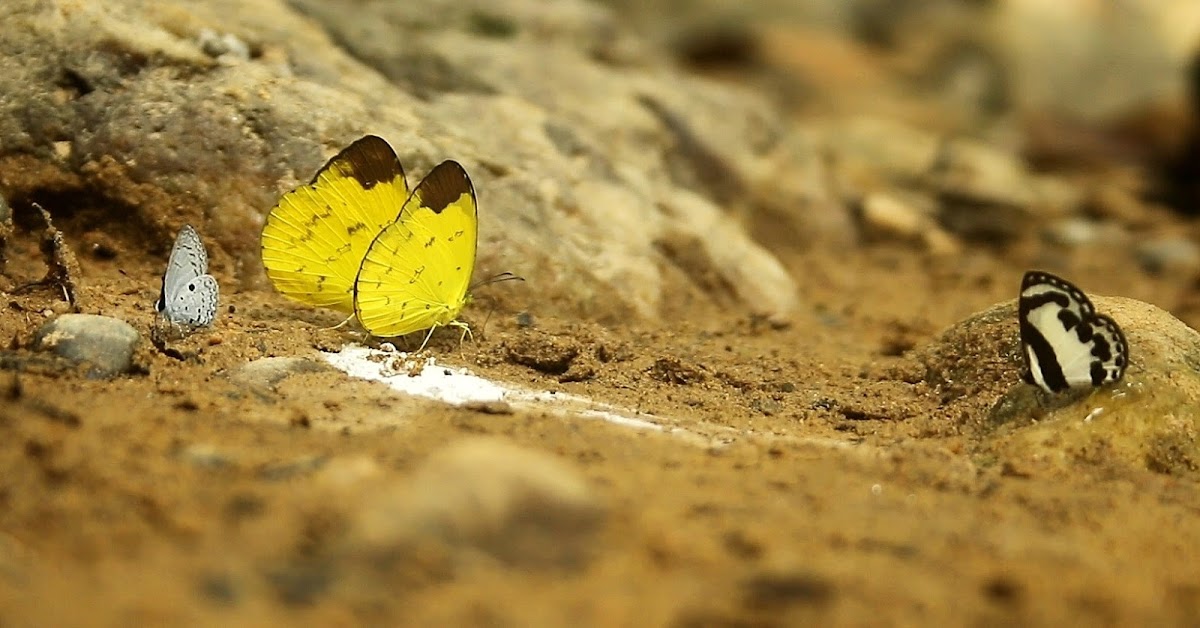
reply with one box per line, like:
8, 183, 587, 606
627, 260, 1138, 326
353, 161, 478, 338
261, 135, 409, 313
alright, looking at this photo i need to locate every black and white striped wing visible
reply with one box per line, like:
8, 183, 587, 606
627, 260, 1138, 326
1018, 271, 1128, 394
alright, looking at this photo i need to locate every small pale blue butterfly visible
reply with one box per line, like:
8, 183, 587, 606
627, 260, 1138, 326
155, 225, 219, 327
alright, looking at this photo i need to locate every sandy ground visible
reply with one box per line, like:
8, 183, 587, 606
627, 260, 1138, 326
0, 201, 1198, 627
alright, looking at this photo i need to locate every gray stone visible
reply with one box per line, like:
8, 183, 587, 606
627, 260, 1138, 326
32, 314, 139, 377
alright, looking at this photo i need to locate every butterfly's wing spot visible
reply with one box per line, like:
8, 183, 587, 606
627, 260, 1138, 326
1090, 333, 1113, 361
305, 209, 330, 228
1090, 362, 1108, 386
1058, 310, 1081, 332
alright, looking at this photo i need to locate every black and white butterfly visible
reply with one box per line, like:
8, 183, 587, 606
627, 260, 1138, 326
1018, 270, 1128, 394
155, 225, 219, 327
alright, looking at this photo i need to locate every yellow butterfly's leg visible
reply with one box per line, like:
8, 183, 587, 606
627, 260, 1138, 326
448, 320, 473, 358
321, 314, 356, 331
416, 324, 439, 352
453, 320, 474, 345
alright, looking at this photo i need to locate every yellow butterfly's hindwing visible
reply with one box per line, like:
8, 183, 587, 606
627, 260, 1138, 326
261, 135, 410, 313
354, 161, 478, 338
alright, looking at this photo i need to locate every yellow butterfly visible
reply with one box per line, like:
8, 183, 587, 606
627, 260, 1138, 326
354, 160, 477, 340
261, 135, 478, 343
261, 135, 410, 314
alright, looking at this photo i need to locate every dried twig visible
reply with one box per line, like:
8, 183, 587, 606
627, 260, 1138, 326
30, 202, 82, 309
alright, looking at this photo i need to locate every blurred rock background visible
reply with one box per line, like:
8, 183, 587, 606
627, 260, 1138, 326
1, 0, 1199, 322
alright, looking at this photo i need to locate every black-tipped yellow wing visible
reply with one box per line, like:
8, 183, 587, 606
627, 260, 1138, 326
261, 135, 409, 313
353, 161, 477, 338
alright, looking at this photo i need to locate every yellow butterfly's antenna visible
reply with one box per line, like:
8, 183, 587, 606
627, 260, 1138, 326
470, 271, 524, 291
467, 273, 525, 339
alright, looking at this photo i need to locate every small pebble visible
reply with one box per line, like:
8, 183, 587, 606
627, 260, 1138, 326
197, 28, 251, 62
32, 314, 140, 377
861, 193, 923, 239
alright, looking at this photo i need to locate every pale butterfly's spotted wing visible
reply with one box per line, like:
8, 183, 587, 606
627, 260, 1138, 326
155, 224, 219, 327
1018, 271, 1127, 393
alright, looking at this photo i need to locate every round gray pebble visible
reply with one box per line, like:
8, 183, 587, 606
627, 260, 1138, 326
33, 314, 140, 377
